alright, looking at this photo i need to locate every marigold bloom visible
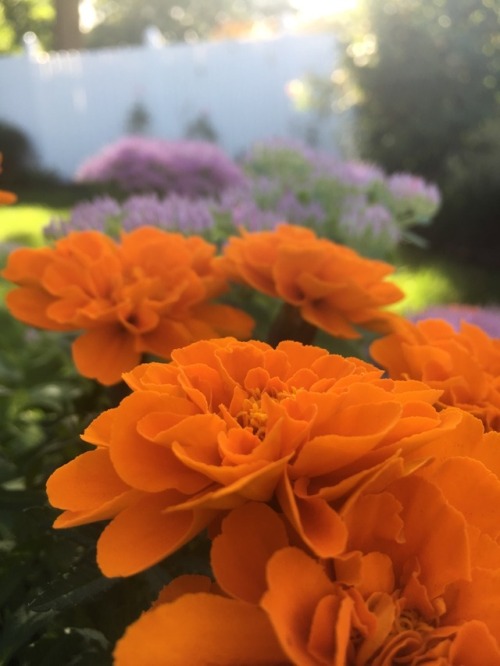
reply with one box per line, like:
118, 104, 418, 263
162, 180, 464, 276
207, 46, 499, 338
115, 475, 500, 665
2, 227, 253, 384
218, 223, 404, 339
47, 337, 469, 577
370, 318, 500, 431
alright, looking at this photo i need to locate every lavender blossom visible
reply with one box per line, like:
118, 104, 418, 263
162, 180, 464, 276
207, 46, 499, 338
44, 196, 122, 238
218, 188, 282, 231
339, 194, 401, 243
387, 173, 441, 220
76, 137, 246, 198
326, 160, 386, 188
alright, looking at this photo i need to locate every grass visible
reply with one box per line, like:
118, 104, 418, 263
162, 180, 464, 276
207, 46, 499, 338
390, 264, 460, 314
0, 204, 67, 246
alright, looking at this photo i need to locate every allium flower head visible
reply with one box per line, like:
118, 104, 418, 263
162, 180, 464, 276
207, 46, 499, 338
218, 223, 405, 338
2, 227, 253, 384
387, 172, 441, 207
387, 172, 441, 219
339, 194, 401, 244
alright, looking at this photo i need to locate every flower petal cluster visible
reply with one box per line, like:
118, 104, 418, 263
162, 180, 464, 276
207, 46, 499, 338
218, 224, 405, 338
370, 317, 500, 431
47, 337, 471, 578
115, 423, 500, 666
2, 228, 253, 384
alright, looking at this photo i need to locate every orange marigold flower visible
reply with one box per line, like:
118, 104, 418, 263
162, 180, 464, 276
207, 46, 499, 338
115, 483, 500, 664
0, 153, 17, 205
217, 223, 404, 339
370, 317, 500, 431
2, 227, 253, 384
47, 337, 470, 577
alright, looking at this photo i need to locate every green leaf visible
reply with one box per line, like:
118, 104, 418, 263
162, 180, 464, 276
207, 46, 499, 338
0, 608, 57, 664
29, 561, 118, 613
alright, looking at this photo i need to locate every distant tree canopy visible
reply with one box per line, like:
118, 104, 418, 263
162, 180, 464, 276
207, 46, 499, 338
0, 0, 292, 53
0, 0, 55, 52
85, 0, 291, 48
345, 0, 500, 180
342, 0, 500, 263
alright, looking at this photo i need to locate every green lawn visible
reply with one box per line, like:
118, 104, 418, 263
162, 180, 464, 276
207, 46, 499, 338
0, 204, 67, 246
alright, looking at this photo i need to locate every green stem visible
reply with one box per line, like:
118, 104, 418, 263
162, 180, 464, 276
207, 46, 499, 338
267, 302, 318, 346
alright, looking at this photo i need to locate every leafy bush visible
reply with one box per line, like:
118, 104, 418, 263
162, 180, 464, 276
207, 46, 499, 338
428, 117, 500, 264
75, 137, 246, 198
342, 0, 500, 263
0, 120, 38, 184
242, 138, 441, 258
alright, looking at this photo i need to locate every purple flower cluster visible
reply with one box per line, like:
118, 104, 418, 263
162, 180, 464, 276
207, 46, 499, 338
410, 304, 500, 338
63, 137, 441, 257
387, 173, 441, 207
243, 138, 384, 188
339, 194, 401, 243
45, 196, 122, 237
75, 137, 246, 198
242, 138, 441, 253
45, 194, 218, 238
46, 187, 324, 241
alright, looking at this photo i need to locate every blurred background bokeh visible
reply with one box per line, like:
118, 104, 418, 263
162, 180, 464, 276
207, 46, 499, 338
0, 0, 499, 267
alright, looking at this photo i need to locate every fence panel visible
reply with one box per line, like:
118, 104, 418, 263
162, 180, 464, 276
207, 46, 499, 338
0, 32, 349, 178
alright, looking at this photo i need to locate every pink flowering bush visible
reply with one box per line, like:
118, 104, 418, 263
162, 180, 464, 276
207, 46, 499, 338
76, 136, 246, 198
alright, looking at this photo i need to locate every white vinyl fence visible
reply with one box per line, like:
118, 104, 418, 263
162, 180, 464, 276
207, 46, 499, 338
0, 32, 351, 179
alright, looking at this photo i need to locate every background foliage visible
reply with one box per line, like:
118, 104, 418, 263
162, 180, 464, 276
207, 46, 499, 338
340, 0, 500, 265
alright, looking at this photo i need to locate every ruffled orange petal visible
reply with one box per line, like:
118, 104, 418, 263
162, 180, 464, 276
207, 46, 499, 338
114, 593, 287, 666
191, 302, 255, 339
417, 456, 500, 540
2, 246, 53, 283
46, 449, 131, 512
262, 547, 375, 666
108, 393, 209, 494
292, 400, 403, 477
5, 287, 73, 331
97, 493, 216, 576
154, 575, 216, 606
444, 568, 500, 638
46, 449, 143, 528
348, 476, 471, 616
449, 620, 500, 665
277, 475, 348, 557
211, 503, 289, 603
72, 325, 140, 385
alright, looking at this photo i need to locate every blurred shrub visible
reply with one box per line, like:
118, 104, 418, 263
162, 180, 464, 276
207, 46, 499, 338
431, 117, 500, 264
242, 138, 441, 259
342, 0, 500, 263
75, 137, 246, 198
0, 120, 38, 184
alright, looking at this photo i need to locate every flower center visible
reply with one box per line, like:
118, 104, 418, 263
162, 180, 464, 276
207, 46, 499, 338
394, 609, 435, 635
235, 387, 295, 439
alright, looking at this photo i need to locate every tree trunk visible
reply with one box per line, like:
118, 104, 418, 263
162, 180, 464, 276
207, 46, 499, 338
54, 0, 82, 50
